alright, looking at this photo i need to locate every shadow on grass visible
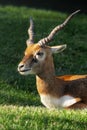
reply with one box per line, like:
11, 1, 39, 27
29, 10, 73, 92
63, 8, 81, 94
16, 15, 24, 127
0, 89, 41, 107
0, 77, 41, 107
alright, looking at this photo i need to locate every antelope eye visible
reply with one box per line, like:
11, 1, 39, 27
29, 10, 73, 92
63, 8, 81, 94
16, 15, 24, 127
32, 57, 38, 63
37, 52, 44, 56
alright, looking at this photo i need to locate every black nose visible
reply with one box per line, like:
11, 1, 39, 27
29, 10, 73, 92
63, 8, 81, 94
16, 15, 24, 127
18, 63, 24, 71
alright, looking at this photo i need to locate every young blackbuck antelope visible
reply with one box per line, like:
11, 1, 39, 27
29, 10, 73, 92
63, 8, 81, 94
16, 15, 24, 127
18, 10, 87, 109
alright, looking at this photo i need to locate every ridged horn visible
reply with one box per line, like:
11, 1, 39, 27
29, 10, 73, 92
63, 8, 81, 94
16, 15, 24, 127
38, 10, 80, 47
26, 17, 34, 46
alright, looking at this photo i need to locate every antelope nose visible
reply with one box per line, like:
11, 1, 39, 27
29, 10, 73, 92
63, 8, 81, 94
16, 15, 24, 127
18, 63, 24, 71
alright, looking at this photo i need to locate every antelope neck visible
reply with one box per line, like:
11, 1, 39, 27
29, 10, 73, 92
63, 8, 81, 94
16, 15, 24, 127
36, 72, 55, 95
36, 57, 62, 95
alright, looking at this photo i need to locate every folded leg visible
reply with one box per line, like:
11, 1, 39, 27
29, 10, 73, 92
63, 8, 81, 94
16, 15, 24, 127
66, 102, 87, 109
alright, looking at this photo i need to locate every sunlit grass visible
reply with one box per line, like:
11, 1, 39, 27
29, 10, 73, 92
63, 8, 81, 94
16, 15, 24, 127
0, 5, 87, 130
0, 105, 87, 130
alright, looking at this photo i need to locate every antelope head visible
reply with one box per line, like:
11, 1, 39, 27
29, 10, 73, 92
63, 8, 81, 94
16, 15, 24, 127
18, 10, 80, 75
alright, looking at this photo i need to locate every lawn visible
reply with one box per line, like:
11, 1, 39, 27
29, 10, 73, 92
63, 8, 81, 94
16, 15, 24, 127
0, 5, 87, 130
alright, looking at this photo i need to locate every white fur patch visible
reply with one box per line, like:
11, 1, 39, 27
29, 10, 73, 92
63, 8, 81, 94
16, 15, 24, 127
18, 69, 34, 75
36, 53, 46, 61
40, 95, 80, 108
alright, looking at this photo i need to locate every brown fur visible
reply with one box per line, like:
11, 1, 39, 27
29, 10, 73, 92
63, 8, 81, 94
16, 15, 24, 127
36, 73, 87, 105
58, 75, 87, 81
18, 44, 87, 109
18, 10, 87, 109
67, 102, 87, 109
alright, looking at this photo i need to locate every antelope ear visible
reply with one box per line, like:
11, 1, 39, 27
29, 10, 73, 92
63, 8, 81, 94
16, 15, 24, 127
51, 44, 67, 54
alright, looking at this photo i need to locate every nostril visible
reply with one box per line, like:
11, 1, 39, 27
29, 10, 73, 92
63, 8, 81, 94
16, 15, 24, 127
19, 64, 24, 68
18, 64, 24, 70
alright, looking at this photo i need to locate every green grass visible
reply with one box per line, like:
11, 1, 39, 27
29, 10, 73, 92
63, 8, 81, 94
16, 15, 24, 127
0, 106, 87, 130
0, 5, 87, 130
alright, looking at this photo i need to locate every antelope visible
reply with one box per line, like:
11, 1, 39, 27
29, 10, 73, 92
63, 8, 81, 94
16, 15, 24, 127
18, 10, 87, 109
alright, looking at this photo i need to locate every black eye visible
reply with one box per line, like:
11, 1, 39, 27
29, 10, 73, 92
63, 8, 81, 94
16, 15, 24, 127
37, 52, 43, 56
32, 58, 38, 63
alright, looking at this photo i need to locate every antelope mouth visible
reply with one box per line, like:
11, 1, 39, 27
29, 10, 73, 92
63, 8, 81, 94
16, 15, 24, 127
19, 68, 31, 72
18, 68, 32, 75
18, 66, 31, 72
